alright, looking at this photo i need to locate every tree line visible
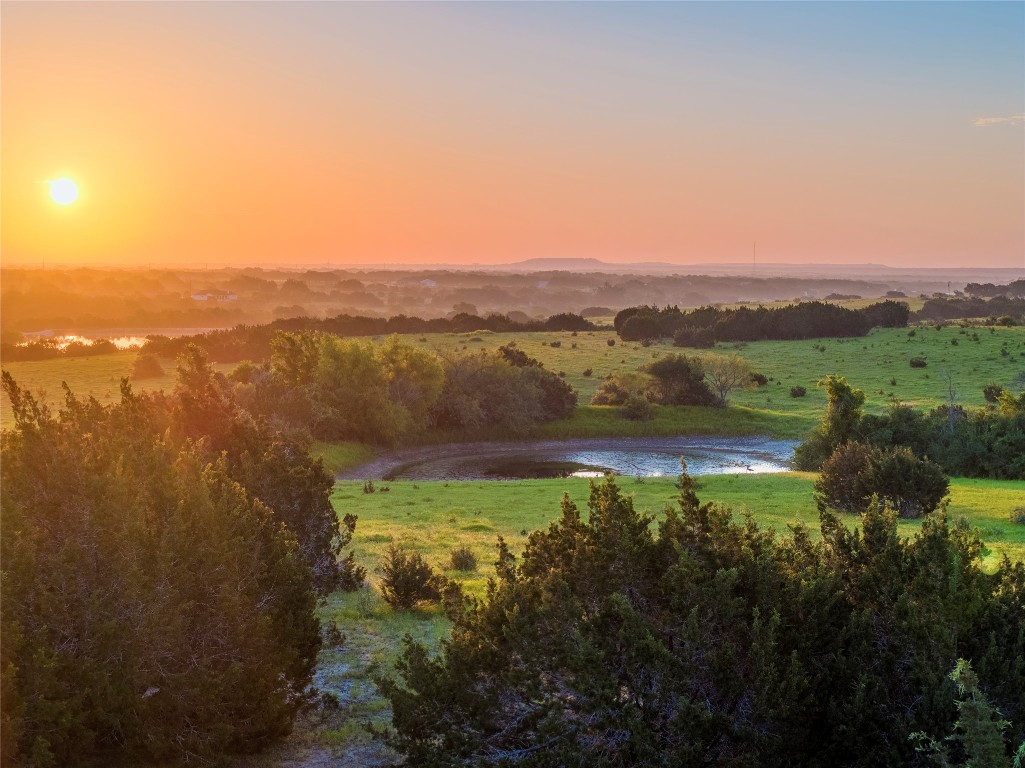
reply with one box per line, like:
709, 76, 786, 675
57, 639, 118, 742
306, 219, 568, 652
964, 280, 1025, 299
375, 471, 1025, 767
0, 347, 362, 767
142, 311, 596, 364
915, 295, 1025, 323
614, 300, 910, 345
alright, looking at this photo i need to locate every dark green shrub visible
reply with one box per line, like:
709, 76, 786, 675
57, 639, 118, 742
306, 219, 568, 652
814, 441, 874, 513
621, 395, 654, 421
130, 352, 164, 380
607, 338, 616, 347
983, 383, 1003, 403
790, 385, 807, 398
449, 546, 478, 572
582, 368, 593, 377
910, 358, 928, 368
750, 372, 768, 386
591, 378, 630, 406
380, 545, 444, 609
867, 447, 949, 518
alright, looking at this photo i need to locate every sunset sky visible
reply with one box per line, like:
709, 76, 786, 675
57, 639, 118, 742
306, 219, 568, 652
2, 2, 1023, 268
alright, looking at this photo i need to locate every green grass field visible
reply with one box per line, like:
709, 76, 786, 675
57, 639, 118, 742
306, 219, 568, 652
335, 473, 1025, 588
385, 324, 1025, 417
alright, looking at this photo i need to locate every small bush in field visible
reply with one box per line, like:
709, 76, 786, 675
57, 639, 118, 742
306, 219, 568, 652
790, 386, 807, 398
131, 352, 164, 380
380, 545, 444, 609
607, 338, 616, 347
582, 368, 593, 377
449, 546, 478, 571
910, 358, 927, 368
750, 372, 768, 386
1012, 507, 1025, 525
621, 395, 654, 421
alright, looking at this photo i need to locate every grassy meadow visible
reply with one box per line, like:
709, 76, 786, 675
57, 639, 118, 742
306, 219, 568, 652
385, 323, 1025, 418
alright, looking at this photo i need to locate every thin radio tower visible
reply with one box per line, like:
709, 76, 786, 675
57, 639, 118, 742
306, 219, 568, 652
753, 241, 756, 277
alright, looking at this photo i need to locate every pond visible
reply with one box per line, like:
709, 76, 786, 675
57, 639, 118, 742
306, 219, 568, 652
337, 436, 798, 482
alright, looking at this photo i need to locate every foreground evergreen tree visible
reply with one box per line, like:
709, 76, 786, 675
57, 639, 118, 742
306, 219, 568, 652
0, 369, 339, 766
376, 468, 1024, 767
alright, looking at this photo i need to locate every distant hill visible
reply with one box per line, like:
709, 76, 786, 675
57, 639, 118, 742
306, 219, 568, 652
494, 257, 1021, 283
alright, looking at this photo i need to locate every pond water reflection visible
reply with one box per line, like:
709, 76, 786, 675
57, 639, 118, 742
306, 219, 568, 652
338, 437, 797, 482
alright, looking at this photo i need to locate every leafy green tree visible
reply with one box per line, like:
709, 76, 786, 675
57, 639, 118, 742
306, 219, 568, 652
314, 336, 405, 442
432, 352, 540, 433
270, 330, 321, 387
378, 335, 445, 432
641, 353, 716, 405
701, 352, 755, 405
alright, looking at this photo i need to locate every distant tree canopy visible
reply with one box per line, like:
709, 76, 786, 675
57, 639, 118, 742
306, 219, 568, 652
0, 347, 364, 767
376, 471, 1025, 767
964, 280, 1025, 299
915, 295, 1025, 323
614, 300, 909, 344
141, 311, 597, 364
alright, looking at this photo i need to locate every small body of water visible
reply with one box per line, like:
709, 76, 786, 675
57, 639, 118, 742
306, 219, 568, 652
338, 436, 797, 482
19, 328, 220, 351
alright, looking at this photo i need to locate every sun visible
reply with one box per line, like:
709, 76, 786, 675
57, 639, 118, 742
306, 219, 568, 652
47, 177, 79, 205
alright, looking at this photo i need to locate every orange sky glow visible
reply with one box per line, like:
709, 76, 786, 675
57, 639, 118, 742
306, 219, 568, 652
2, 3, 1023, 268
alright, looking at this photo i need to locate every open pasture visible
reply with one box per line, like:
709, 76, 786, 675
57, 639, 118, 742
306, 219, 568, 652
335, 472, 1025, 596
387, 324, 1025, 418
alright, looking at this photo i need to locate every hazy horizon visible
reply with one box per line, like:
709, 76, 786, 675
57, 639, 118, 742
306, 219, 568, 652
2, 2, 1023, 269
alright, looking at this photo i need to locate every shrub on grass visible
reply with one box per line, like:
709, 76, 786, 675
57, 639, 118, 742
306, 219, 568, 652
790, 386, 807, 398
814, 441, 875, 513
910, 358, 928, 368
621, 395, 654, 421
450, 546, 478, 572
582, 368, 593, 377
750, 372, 768, 386
983, 383, 1003, 403
131, 352, 164, 380
816, 442, 949, 519
380, 545, 444, 609
607, 338, 616, 347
